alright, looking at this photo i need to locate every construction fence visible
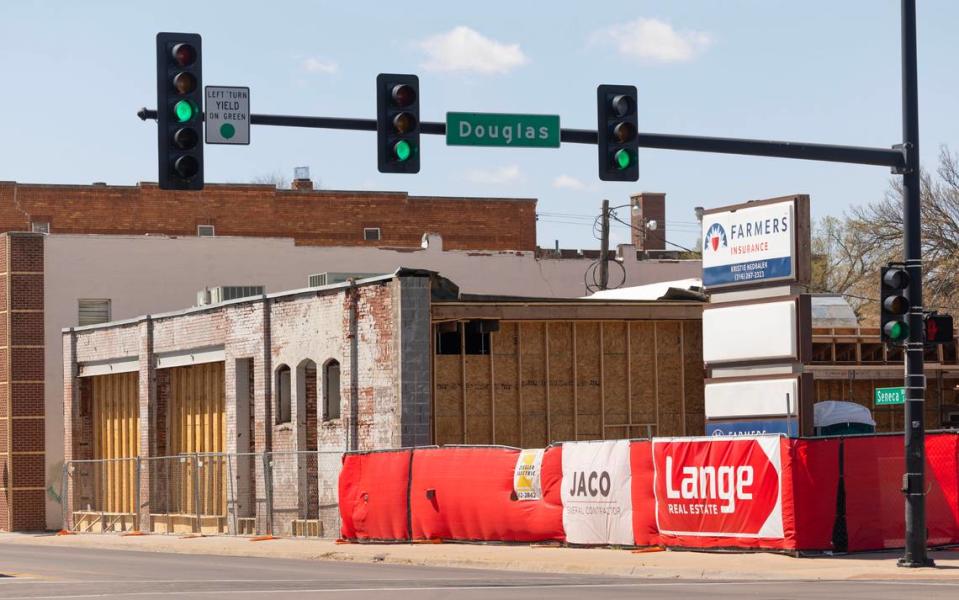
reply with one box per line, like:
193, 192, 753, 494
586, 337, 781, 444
61, 451, 342, 538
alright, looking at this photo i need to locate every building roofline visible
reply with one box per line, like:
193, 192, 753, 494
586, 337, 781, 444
0, 180, 536, 204
62, 269, 434, 334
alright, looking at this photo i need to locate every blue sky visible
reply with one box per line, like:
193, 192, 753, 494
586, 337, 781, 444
1, 1, 956, 250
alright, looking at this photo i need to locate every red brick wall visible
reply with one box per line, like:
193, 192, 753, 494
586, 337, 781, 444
0, 182, 537, 251
0, 233, 46, 531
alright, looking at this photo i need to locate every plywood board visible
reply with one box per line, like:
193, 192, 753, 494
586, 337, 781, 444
655, 322, 684, 436
464, 354, 492, 444
629, 322, 658, 431
602, 322, 628, 434
682, 322, 705, 435
92, 372, 139, 515
547, 322, 574, 442
574, 322, 602, 440
433, 355, 464, 445
491, 323, 520, 447
519, 323, 548, 448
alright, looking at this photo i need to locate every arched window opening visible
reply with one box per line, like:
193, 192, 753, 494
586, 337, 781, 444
275, 364, 292, 424
323, 360, 341, 420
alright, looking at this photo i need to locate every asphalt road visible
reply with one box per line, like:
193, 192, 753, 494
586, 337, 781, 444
0, 543, 957, 599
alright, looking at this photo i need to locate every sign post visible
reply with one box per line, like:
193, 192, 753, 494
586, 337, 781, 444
204, 86, 250, 145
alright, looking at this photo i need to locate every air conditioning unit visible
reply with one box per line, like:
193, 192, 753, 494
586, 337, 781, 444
196, 285, 265, 306
308, 272, 382, 288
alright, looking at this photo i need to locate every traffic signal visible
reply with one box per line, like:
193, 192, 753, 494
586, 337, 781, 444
596, 84, 638, 182
880, 264, 910, 344
924, 313, 954, 344
376, 74, 419, 174
156, 32, 203, 190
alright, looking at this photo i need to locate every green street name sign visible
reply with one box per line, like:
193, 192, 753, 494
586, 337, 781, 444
875, 386, 906, 406
446, 112, 560, 148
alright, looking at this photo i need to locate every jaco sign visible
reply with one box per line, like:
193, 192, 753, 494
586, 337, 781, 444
652, 436, 783, 538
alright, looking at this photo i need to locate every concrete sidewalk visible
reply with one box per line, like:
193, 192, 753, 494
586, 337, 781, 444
1, 532, 956, 581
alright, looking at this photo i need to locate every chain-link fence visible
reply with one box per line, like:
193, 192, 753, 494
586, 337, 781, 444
61, 451, 342, 537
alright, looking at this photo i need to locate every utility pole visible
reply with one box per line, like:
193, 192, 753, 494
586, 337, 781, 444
599, 199, 610, 290
898, 0, 932, 569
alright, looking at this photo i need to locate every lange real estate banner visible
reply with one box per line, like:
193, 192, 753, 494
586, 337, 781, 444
652, 436, 784, 539
701, 198, 797, 289
561, 440, 634, 545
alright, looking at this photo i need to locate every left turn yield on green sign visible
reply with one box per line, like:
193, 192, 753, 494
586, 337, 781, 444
205, 86, 250, 145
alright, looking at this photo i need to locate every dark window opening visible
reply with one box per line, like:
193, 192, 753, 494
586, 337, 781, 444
275, 364, 292, 424
323, 359, 341, 420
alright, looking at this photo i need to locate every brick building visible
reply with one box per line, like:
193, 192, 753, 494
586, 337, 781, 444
0, 181, 701, 532
0, 181, 536, 251
62, 271, 705, 536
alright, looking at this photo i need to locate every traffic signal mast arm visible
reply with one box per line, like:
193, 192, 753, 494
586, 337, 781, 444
137, 108, 906, 170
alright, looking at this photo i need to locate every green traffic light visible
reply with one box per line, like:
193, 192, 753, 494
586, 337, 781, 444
885, 320, 909, 341
174, 100, 196, 123
614, 149, 632, 170
394, 140, 412, 161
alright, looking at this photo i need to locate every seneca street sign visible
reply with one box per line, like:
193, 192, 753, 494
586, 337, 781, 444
446, 112, 560, 148
875, 386, 906, 406
205, 86, 250, 145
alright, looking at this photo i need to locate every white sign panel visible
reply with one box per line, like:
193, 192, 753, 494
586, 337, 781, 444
561, 440, 633, 545
205, 86, 250, 145
702, 200, 795, 289
705, 377, 799, 419
512, 448, 545, 501
703, 300, 797, 364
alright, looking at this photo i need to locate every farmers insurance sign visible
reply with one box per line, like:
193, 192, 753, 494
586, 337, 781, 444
653, 436, 784, 538
701, 198, 798, 289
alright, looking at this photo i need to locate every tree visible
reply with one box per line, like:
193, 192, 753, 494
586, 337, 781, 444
249, 171, 290, 189
811, 147, 959, 324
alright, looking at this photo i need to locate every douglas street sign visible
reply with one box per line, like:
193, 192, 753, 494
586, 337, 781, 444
446, 112, 560, 148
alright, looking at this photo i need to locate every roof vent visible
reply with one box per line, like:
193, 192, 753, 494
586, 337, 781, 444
196, 285, 265, 306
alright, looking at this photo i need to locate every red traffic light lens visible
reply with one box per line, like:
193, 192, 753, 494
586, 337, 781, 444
173, 72, 197, 95
392, 112, 417, 134
391, 84, 416, 107
172, 127, 198, 150
172, 43, 197, 67
882, 268, 909, 290
612, 121, 636, 144
173, 155, 199, 179
610, 94, 632, 118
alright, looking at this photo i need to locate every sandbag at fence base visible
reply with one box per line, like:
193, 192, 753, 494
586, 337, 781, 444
410, 446, 564, 542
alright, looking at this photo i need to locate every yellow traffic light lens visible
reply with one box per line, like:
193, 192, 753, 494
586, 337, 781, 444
173, 100, 196, 123
613, 121, 636, 144
173, 72, 197, 95
393, 112, 416, 134
884, 295, 909, 315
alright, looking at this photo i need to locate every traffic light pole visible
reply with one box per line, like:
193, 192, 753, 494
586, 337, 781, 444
138, 109, 906, 170
897, 0, 931, 569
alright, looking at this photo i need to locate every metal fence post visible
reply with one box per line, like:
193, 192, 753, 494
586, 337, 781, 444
134, 457, 142, 532
226, 453, 237, 535
193, 453, 202, 534
60, 462, 70, 532
263, 451, 274, 536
